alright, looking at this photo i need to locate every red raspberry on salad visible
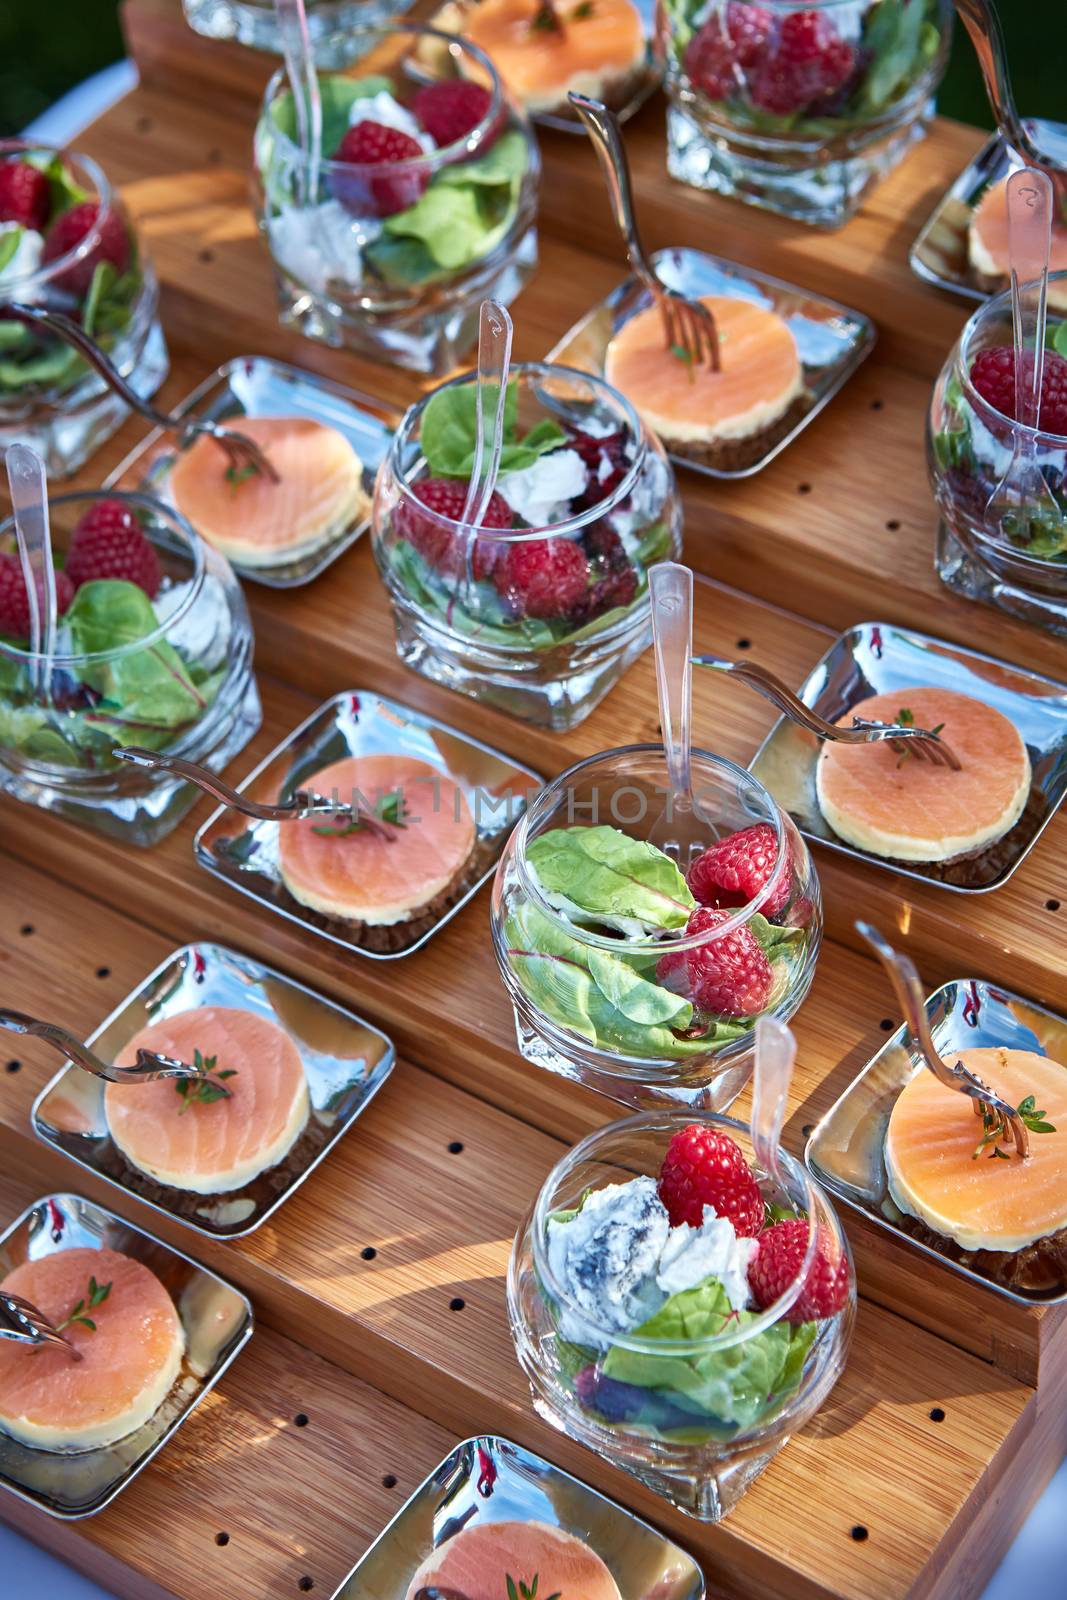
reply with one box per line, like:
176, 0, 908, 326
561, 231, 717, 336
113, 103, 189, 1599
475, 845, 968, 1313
332, 121, 429, 218
970, 346, 1067, 436
684, 2, 772, 100
687, 822, 790, 918
750, 10, 855, 115
657, 905, 774, 1018
65, 499, 161, 599
569, 429, 630, 509
412, 80, 500, 152
395, 477, 513, 580
42, 202, 130, 299
658, 1122, 765, 1236
748, 1217, 850, 1322
493, 536, 589, 620
0, 554, 74, 642
0, 160, 51, 231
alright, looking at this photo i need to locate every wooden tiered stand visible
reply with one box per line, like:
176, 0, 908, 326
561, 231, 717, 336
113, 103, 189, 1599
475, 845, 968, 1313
2, 4, 1067, 1595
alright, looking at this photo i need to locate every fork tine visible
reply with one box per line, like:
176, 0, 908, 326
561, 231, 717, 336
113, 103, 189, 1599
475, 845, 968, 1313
656, 294, 675, 352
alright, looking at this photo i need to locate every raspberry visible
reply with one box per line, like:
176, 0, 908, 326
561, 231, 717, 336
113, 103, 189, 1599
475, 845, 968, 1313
0, 160, 51, 230
574, 1364, 643, 1423
687, 822, 790, 917
65, 500, 161, 598
41, 202, 131, 299
0, 554, 74, 642
657, 1123, 764, 1235
412, 80, 499, 151
332, 120, 428, 218
748, 1217, 850, 1323
684, 3, 772, 100
750, 9, 855, 115
970, 346, 1067, 437
494, 537, 589, 620
395, 477, 513, 580
657, 905, 774, 1018
569, 429, 630, 510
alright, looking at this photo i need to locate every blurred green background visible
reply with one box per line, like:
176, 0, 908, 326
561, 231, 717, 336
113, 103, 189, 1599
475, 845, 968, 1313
0, 0, 1060, 136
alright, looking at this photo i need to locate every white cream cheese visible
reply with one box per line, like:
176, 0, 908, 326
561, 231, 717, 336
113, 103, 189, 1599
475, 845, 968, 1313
497, 448, 589, 527
656, 1204, 757, 1310
0, 224, 44, 298
268, 201, 382, 293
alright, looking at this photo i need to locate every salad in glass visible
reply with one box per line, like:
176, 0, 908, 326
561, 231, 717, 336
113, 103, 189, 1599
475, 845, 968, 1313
491, 746, 821, 1105
0, 141, 168, 475
656, 0, 953, 226
253, 24, 539, 373
509, 1108, 855, 1519
0, 491, 259, 844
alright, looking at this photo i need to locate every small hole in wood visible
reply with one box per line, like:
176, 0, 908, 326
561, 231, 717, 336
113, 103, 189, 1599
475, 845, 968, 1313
294, 1413, 309, 1428
361, 1246, 377, 1261
449, 1297, 466, 1312
6, 1061, 20, 1074
215, 1532, 229, 1547
850, 1526, 869, 1542
802, 1124, 813, 1138
870, 399, 884, 411
929, 1407, 945, 1422
199, 248, 214, 264
136, 116, 153, 134
880, 1018, 894, 1031
207, 147, 223, 164
298, 1578, 314, 1592
885, 519, 901, 532
448, 1140, 464, 1154
736, 638, 751, 650
20, 924, 33, 936
96, 966, 110, 979
1047, 898, 1061, 912
797, 483, 812, 495
382, 1473, 398, 1489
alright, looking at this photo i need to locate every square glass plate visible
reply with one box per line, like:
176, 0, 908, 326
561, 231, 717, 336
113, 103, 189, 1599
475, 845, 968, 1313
332, 1434, 705, 1598
194, 689, 542, 958
806, 979, 1067, 1306
31, 942, 395, 1239
105, 355, 396, 588
909, 120, 1067, 303
0, 1191, 252, 1517
749, 621, 1067, 893
547, 246, 875, 479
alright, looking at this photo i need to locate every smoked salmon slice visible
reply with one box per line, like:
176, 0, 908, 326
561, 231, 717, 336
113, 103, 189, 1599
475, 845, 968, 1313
815, 686, 1030, 862
105, 1005, 310, 1194
277, 753, 476, 926
404, 1519, 622, 1600
168, 415, 368, 568
0, 1246, 184, 1451
885, 1047, 1067, 1252
462, 0, 645, 112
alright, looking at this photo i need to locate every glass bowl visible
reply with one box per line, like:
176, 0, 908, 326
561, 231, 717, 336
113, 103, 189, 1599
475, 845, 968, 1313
0, 141, 168, 478
656, 0, 953, 227
490, 745, 822, 1106
929, 273, 1067, 637
508, 1108, 855, 1520
252, 23, 540, 374
0, 490, 260, 845
372, 361, 681, 730
183, 0, 414, 62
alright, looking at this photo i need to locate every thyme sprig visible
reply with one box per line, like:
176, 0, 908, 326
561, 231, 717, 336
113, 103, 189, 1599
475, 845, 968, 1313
507, 1577, 562, 1600
174, 1048, 238, 1113
55, 1274, 112, 1335
972, 1092, 1056, 1161
311, 789, 408, 838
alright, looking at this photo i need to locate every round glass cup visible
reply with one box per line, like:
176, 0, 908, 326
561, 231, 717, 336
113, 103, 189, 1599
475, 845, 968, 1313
928, 272, 1067, 636
508, 1109, 855, 1520
490, 745, 822, 1106
372, 362, 682, 729
0, 142, 168, 478
656, 0, 953, 227
0, 490, 260, 845
253, 24, 540, 374
183, 0, 415, 63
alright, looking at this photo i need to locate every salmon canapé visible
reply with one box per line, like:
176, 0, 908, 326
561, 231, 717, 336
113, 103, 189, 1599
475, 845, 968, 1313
168, 415, 368, 568
969, 178, 1067, 312
815, 686, 1030, 862
405, 1520, 622, 1600
461, 0, 645, 113
0, 1246, 184, 1451
106, 1006, 310, 1194
604, 295, 803, 445
886, 1048, 1067, 1252
277, 753, 476, 926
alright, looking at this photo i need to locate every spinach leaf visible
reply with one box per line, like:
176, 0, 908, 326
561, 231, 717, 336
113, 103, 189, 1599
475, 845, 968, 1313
0, 226, 23, 273
527, 824, 696, 931
855, 0, 926, 115
66, 580, 211, 736
419, 378, 567, 479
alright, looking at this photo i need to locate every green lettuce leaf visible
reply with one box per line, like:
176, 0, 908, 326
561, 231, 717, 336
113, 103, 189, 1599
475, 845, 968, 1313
1054, 321, 1067, 359
527, 824, 696, 931
854, 0, 927, 115
0, 226, 23, 274
418, 376, 566, 479
66, 580, 212, 736
270, 74, 394, 156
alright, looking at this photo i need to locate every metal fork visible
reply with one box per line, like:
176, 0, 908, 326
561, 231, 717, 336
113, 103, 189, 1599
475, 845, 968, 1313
112, 747, 402, 838
692, 654, 962, 769
857, 921, 1030, 1158
5, 304, 280, 485
569, 93, 720, 372
0, 1008, 203, 1083
0, 1290, 82, 1359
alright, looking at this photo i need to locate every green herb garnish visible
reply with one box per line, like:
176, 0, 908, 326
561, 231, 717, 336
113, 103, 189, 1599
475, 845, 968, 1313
571, 0, 594, 15
55, 1274, 112, 1335
507, 1577, 561, 1600
972, 1091, 1056, 1160
530, 4, 561, 28
224, 462, 259, 492
311, 789, 408, 838
669, 342, 697, 384
175, 1048, 238, 1114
